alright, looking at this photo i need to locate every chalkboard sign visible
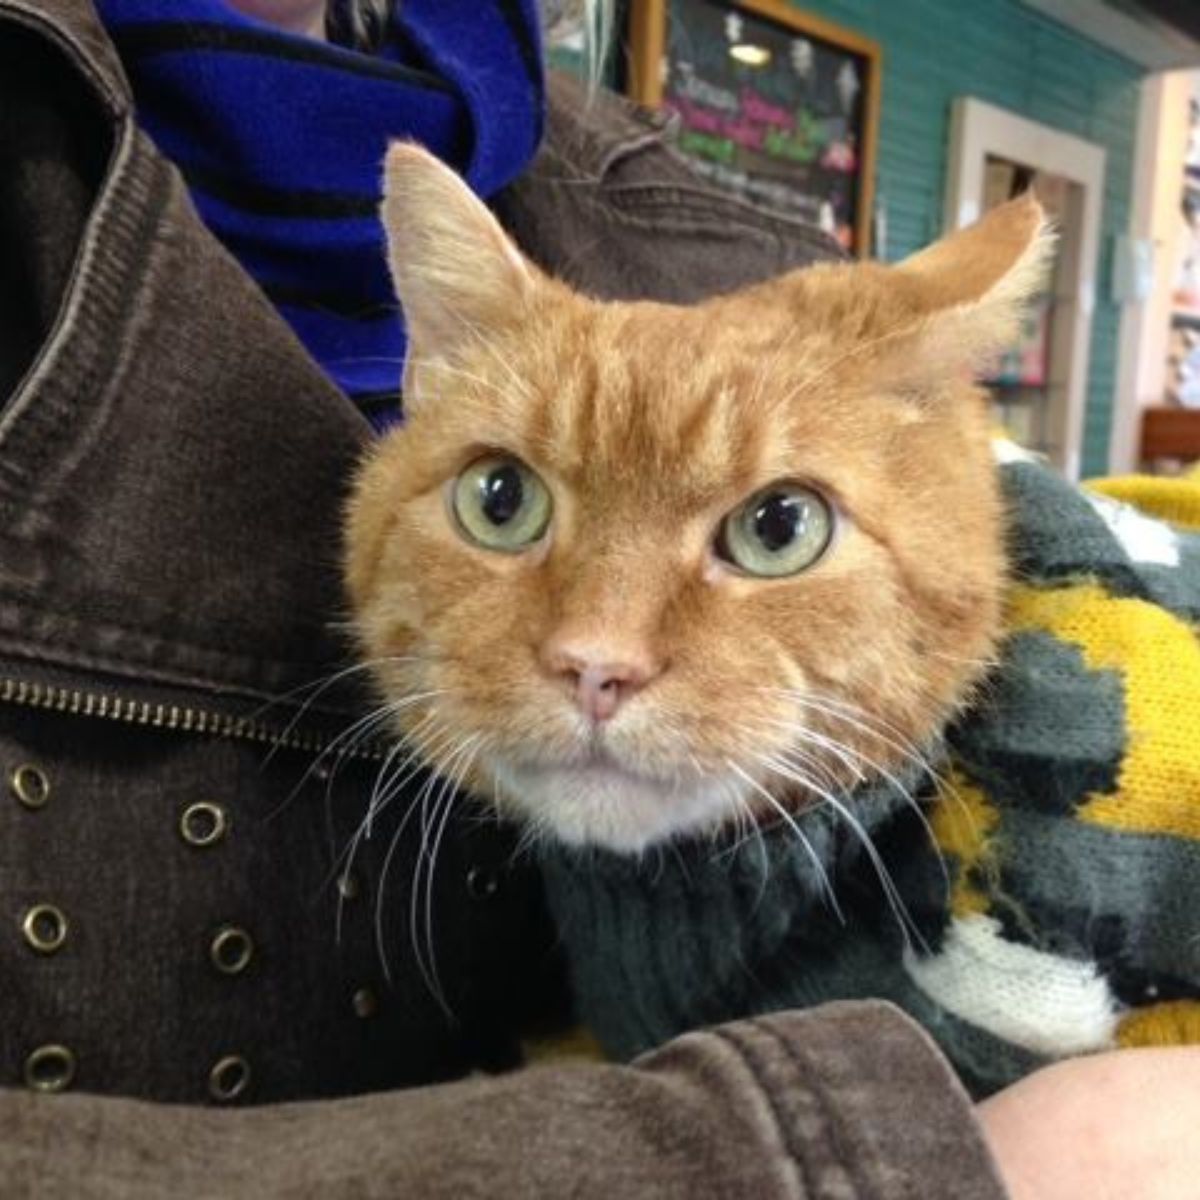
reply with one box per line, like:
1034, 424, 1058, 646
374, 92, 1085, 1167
628, 0, 881, 255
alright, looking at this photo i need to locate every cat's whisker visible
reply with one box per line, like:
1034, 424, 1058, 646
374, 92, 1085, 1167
730, 716, 843, 793
411, 733, 486, 1015
724, 759, 844, 923
725, 782, 752, 853
761, 687, 953, 802
332, 712, 452, 942
362, 702, 450, 839
927, 649, 1002, 670
369, 719, 477, 986
768, 730, 951, 896
763, 685, 936, 762
744, 703, 952, 890
269, 692, 429, 825
752, 750, 928, 954
663, 836, 693, 886
771, 687, 979, 851
249, 656, 408, 727
708, 783, 774, 907
735, 707, 933, 897
648, 843, 666, 887
376, 755, 447, 985
478, 764, 545, 867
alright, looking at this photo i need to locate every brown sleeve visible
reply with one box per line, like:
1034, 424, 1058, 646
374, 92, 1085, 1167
1, 1002, 1007, 1200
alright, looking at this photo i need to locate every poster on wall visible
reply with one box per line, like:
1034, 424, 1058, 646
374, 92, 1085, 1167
626, 0, 881, 256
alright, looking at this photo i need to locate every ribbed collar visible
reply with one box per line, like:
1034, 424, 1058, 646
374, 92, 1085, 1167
540, 768, 939, 1059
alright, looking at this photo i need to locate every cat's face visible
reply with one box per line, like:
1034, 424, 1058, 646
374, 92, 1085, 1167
345, 145, 1049, 853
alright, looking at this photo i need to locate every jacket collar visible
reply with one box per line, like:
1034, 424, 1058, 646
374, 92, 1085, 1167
0, 0, 374, 724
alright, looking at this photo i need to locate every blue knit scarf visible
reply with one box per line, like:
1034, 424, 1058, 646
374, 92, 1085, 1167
97, 0, 544, 427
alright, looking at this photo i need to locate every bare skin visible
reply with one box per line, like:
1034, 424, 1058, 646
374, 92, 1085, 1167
979, 1047, 1200, 1199
222, 0, 327, 39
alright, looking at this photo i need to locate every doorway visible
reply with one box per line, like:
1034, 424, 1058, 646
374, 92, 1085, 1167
945, 97, 1107, 480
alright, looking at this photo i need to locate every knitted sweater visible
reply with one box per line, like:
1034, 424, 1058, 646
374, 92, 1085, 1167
541, 459, 1200, 1096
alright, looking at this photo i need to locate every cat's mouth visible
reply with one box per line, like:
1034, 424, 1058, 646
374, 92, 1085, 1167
488, 747, 740, 854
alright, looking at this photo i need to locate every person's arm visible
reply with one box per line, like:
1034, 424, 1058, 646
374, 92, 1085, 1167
0, 1002, 1007, 1199
979, 1045, 1200, 1200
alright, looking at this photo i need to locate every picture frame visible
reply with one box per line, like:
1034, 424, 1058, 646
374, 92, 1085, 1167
627, 0, 881, 256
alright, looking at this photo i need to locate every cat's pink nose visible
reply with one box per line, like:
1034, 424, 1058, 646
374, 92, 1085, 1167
543, 643, 660, 722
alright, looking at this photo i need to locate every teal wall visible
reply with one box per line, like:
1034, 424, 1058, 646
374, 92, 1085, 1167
783, 0, 1143, 474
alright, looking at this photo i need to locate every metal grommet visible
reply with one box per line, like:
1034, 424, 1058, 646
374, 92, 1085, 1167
22, 904, 68, 955
336, 872, 360, 901
10, 763, 50, 810
352, 987, 378, 1019
466, 865, 500, 901
209, 926, 254, 975
208, 1055, 250, 1102
179, 801, 228, 848
24, 1044, 76, 1093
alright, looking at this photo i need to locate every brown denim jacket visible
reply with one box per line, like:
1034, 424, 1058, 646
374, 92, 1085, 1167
0, 1, 1007, 1195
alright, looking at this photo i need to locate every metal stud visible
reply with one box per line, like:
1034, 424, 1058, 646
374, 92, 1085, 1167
208, 1055, 250, 1102
21, 904, 68, 955
209, 925, 254, 975
10, 763, 50, 810
466, 865, 500, 901
24, 1044, 76, 1093
352, 987, 378, 1019
179, 801, 228, 848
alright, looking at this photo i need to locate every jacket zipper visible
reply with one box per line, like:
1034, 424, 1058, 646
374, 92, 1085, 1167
0, 674, 383, 758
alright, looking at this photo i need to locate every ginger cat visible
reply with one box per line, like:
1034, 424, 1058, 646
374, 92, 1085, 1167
344, 142, 1049, 855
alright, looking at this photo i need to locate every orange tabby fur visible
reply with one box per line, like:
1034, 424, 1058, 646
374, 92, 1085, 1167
344, 144, 1051, 851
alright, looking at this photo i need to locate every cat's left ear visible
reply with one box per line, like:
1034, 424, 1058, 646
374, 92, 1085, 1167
894, 193, 1054, 366
381, 142, 536, 378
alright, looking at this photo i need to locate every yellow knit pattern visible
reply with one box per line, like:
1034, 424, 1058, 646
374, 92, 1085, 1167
1006, 582, 1200, 838
522, 1026, 606, 1063
1117, 1001, 1200, 1048
929, 770, 1000, 917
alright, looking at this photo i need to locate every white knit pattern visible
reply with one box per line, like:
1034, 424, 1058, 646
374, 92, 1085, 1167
903, 914, 1121, 1057
1086, 492, 1180, 567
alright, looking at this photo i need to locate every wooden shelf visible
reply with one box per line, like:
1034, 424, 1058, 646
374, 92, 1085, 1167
1141, 406, 1200, 462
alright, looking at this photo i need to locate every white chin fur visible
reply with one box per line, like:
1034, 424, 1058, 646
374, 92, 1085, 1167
491, 759, 741, 854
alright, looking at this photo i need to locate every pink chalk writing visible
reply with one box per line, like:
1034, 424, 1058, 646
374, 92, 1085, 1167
740, 87, 794, 131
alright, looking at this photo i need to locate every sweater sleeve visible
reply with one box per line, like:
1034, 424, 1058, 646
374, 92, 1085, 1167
0, 1001, 1007, 1200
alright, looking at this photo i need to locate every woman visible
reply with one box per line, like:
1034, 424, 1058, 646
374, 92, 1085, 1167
0, 1, 1193, 1196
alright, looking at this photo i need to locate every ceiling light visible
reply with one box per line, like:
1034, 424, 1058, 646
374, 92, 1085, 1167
729, 43, 771, 66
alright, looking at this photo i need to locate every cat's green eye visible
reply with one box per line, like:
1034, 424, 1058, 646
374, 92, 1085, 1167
718, 483, 834, 578
452, 455, 552, 552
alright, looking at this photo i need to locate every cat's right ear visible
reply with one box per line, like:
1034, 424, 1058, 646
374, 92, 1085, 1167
893, 193, 1054, 370
381, 142, 536, 384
